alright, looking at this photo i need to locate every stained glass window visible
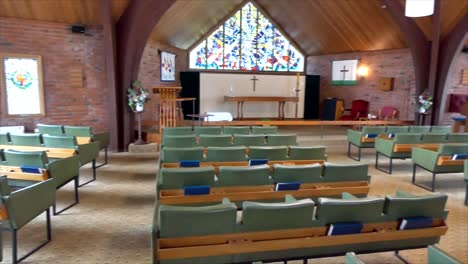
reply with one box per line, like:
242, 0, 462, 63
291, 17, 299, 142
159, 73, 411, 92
189, 2, 304, 72
1, 55, 45, 116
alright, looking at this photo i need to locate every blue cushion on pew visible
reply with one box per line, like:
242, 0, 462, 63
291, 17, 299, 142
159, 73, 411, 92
179, 160, 200, 167
327, 222, 363, 236
249, 159, 269, 166
275, 182, 301, 191
184, 185, 210, 195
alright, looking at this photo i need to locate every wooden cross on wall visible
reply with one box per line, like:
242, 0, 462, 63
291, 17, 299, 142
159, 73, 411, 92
250, 76, 259, 92
340, 66, 349, 80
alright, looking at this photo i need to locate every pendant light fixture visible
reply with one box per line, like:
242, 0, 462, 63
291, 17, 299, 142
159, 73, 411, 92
405, 0, 435, 17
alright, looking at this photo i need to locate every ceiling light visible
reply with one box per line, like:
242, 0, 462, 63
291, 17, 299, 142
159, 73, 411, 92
405, 0, 434, 17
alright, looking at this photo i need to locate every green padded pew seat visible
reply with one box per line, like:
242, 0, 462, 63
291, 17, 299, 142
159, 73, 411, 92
375, 133, 422, 174
232, 134, 265, 146
383, 189, 448, 219
421, 133, 448, 143
217, 164, 271, 186
63, 125, 111, 168
3, 149, 80, 215
162, 135, 197, 148
288, 146, 326, 160
223, 126, 250, 135
194, 126, 222, 136
206, 146, 247, 162
267, 134, 297, 146
408, 125, 431, 133
272, 164, 322, 183
10, 134, 42, 147
158, 166, 215, 190
347, 126, 387, 161
316, 196, 385, 224
0, 176, 56, 264
198, 135, 232, 147
385, 126, 409, 134
412, 144, 468, 192
322, 162, 370, 182
345, 252, 365, 264
42, 134, 100, 187
0, 133, 11, 145
37, 124, 64, 136
251, 126, 278, 134
156, 200, 237, 264
249, 146, 288, 160
430, 126, 452, 133
161, 147, 204, 163
162, 127, 192, 137
447, 133, 468, 143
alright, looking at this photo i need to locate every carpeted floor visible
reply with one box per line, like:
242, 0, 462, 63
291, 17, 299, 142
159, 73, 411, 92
2, 126, 467, 264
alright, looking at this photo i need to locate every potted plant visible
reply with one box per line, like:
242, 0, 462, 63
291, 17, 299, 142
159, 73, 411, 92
417, 90, 433, 114
127, 80, 150, 112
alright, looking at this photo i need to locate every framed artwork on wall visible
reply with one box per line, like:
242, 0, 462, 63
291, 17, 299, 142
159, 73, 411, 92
331, 59, 358, 86
160, 51, 176, 82
0, 54, 45, 116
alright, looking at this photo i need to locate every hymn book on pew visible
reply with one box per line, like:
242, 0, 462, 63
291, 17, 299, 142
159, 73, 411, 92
184, 185, 210, 195
275, 182, 301, 191
399, 217, 433, 230
451, 154, 468, 160
327, 222, 363, 236
364, 134, 378, 139
20, 166, 42, 174
179, 160, 201, 167
249, 159, 269, 166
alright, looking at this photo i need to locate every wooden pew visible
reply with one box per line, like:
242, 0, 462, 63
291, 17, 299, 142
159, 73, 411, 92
161, 160, 325, 173
437, 156, 467, 166
0, 165, 49, 181
361, 134, 392, 143
0, 145, 77, 159
156, 220, 447, 261
159, 181, 370, 205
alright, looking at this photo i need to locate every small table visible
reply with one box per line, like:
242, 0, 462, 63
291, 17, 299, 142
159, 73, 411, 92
186, 113, 214, 128
224, 96, 299, 120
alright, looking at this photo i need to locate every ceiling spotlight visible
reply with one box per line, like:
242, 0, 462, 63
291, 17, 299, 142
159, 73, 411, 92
405, 0, 435, 17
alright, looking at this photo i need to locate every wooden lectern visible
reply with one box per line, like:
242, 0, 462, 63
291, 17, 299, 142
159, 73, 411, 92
153, 87, 196, 133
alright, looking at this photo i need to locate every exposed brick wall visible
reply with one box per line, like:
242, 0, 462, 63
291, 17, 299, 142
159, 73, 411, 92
0, 18, 110, 133
439, 50, 468, 125
137, 39, 188, 127
307, 49, 417, 120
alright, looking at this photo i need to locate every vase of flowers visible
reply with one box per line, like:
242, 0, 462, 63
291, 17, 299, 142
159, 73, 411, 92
127, 80, 150, 112
417, 90, 433, 114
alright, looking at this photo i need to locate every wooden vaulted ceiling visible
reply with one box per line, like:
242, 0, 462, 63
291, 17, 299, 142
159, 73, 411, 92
0, 0, 466, 55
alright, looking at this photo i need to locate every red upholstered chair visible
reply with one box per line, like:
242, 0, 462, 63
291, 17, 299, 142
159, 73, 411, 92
378, 106, 399, 120
340, 100, 369, 120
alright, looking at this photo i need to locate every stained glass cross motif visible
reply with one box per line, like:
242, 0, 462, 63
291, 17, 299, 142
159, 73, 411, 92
250, 76, 259, 92
340, 66, 349, 80
189, 1, 304, 72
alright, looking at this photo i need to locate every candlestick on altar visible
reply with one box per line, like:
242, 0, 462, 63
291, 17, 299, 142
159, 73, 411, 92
294, 73, 301, 119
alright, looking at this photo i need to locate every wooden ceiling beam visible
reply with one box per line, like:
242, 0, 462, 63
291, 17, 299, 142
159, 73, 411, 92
383, 0, 431, 95
115, 0, 176, 151
432, 13, 468, 124
99, 0, 119, 151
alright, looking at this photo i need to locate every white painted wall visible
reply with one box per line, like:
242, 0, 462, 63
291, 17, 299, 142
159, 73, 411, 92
200, 73, 305, 119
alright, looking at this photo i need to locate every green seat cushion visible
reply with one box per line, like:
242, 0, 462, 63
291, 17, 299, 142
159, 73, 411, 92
316, 197, 385, 224
223, 126, 250, 135
288, 146, 326, 160
162, 147, 204, 163
37, 124, 64, 136
249, 146, 288, 160
217, 165, 271, 186
0, 133, 11, 145
383, 191, 447, 220
42, 135, 77, 148
241, 198, 315, 231
385, 126, 409, 133
194, 126, 222, 136
322, 162, 369, 182
446, 133, 468, 143
272, 164, 322, 183
233, 134, 265, 146
430, 126, 452, 133
159, 166, 215, 190
198, 135, 232, 147
428, 246, 462, 264
409, 126, 431, 133
421, 133, 447, 143
63, 126, 92, 137
10, 134, 43, 147
3, 150, 48, 168
251, 126, 278, 134
158, 202, 237, 238
163, 135, 197, 148
206, 146, 247, 162
267, 134, 297, 146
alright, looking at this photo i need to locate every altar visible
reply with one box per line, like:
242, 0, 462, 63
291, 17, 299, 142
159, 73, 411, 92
224, 96, 299, 120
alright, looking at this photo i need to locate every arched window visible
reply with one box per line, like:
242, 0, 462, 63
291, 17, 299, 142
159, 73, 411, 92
189, 2, 305, 72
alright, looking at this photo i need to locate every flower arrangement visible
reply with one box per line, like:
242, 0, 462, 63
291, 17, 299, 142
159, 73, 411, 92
417, 90, 433, 113
127, 81, 150, 112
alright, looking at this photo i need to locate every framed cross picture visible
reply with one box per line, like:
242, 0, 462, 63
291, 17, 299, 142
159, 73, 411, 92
0, 54, 45, 116
160, 51, 176, 82
332, 59, 358, 86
